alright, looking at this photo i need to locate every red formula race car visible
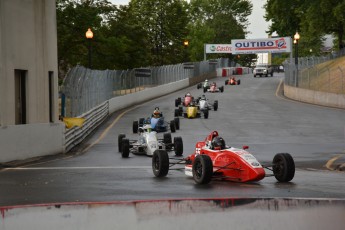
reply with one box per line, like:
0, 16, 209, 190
152, 131, 295, 184
204, 82, 224, 93
225, 77, 241, 85
175, 92, 194, 107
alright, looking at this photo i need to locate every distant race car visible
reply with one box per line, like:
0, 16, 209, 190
118, 124, 183, 158
204, 82, 224, 93
152, 130, 295, 184
225, 77, 241, 85
174, 100, 209, 119
196, 95, 218, 111
133, 108, 179, 133
197, 79, 210, 90
175, 93, 194, 107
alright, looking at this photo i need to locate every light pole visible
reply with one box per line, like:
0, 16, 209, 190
294, 31, 300, 86
183, 40, 189, 62
85, 28, 93, 69
294, 32, 300, 66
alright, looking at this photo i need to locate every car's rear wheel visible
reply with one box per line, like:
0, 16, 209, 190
132, 121, 138, 133
213, 101, 218, 111
203, 109, 209, 119
170, 120, 176, 133
163, 133, 172, 145
220, 86, 224, 92
237, 79, 241, 85
174, 117, 180, 130
273, 153, 295, 182
174, 109, 179, 117
173, 136, 183, 156
152, 150, 169, 177
118, 134, 126, 152
225, 80, 228, 85
121, 139, 130, 158
192, 155, 213, 184
175, 99, 179, 107
139, 118, 145, 126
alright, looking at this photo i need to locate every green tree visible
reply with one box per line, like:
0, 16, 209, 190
188, 0, 252, 61
129, 0, 190, 65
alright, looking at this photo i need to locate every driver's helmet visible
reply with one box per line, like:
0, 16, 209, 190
186, 92, 191, 97
153, 109, 160, 118
212, 136, 226, 150
189, 101, 195, 106
201, 94, 206, 100
143, 124, 152, 133
205, 79, 208, 82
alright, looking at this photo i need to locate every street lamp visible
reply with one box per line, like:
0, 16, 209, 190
294, 31, 300, 87
183, 40, 189, 62
85, 28, 94, 69
294, 32, 300, 66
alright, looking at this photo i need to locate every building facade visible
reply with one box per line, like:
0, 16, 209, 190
0, 0, 64, 163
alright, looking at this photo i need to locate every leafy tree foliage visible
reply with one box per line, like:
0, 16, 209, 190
264, 0, 345, 57
56, 0, 253, 80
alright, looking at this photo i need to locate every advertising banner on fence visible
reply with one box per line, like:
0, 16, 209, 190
231, 37, 292, 54
205, 44, 232, 53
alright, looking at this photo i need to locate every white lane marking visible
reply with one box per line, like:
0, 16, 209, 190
4, 166, 152, 170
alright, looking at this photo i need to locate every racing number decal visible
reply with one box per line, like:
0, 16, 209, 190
195, 147, 201, 155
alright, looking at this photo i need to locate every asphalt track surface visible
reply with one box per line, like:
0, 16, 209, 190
1, 73, 345, 206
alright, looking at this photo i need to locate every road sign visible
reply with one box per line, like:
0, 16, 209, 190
183, 62, 194, 69
134, 68, 151, 77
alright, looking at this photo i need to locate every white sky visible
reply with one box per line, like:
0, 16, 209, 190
109, 0, 269, 39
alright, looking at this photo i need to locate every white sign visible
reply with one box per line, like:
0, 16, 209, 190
205, 44, 232, 53
231, 37, 292, 54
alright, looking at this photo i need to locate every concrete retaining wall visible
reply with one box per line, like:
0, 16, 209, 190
0, 123, 64, 163
109, 79, 189, 114
284, 84, 345, 109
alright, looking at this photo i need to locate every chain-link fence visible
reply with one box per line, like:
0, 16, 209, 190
284, 49, 345, 94
61, 59, 230, 117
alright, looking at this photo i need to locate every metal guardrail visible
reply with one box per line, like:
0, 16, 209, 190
64, 101, 108, 152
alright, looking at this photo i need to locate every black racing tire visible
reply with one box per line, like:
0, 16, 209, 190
273, 153, 295, 182
179, 107, 183, 116
220, 86, 224, 93
192, 155, 213, 184
237, 79, 241, 85
139, 118, 145, 126
174, 117, 180, 130
213, 101, 218, 111
203, 109, 209, 119
203, 87, 207, 93
174, 109, 179, 117
170, 120, 176, 133
254, 74, 256, 78
197, 83, 201, 89
225, 80, 229, 85
163, 133, 172, 145
133, 121, 138, 133
173, 136, 183, 156
175, 99, 179, 107
121, 139, 130, 158
152, 150, 169, 177
118, 134, 126, 152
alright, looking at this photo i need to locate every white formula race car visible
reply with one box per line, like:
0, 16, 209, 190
196, 95, 218, 111
118, 124, 183, 158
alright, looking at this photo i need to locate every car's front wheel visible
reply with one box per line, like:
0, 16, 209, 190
152, 150, 169, 177
192, 155, 213, 184
272, 153, 295, 182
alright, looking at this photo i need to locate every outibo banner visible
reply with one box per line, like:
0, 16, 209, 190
205, 44, 232, 53
231, 37, 292, 54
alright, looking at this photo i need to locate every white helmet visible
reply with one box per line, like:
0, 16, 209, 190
205, 79, 208, 82
143, 124, 152, 132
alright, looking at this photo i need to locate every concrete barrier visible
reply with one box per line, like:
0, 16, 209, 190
1, 198, 344, 230
109, 79, 189, 114
284, 84, 345, 109
0, 123, 64, 163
